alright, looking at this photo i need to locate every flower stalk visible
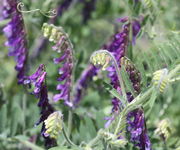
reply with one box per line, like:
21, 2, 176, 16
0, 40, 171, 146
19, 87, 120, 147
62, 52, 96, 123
90, 49, 127, 104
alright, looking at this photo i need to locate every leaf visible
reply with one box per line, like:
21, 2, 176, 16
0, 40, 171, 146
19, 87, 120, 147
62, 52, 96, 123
10, 106, 22, 136
102, 81, 126, 105
95, 110, 106, 129
145, 88, 158, 116
84, 117, 96, 138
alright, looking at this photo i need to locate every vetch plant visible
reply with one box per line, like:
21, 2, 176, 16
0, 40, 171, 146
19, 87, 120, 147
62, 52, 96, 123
0, 0, 180, 150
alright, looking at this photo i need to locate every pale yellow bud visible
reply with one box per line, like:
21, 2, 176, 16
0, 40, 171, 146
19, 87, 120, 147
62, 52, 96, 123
44, 111, 63, 139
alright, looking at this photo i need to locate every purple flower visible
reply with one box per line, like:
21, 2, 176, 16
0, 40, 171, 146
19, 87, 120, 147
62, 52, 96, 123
105, 23, 130, 91
117, 17, 141, 45
2, 0, 28, 84
127, 109, 151, 150
52, 39, 74, 107
24, 64, 56, 148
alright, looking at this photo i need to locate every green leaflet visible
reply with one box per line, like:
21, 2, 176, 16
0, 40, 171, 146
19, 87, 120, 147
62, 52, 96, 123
79, 117, 97, 142
103, 81, 126, 106
10, 106, 22, 136
145, 88, 158, 117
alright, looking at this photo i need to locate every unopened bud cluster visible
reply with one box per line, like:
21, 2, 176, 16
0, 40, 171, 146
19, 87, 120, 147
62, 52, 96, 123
90, 51, 111, 71
44, 111, 63, 139
42, 23, 73, 52
155, 118, 173, 140
153, 68, 169, 93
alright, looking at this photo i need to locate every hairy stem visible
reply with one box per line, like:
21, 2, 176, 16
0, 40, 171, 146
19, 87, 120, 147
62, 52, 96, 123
62, 126, 77, 147
114, 87, 154, 135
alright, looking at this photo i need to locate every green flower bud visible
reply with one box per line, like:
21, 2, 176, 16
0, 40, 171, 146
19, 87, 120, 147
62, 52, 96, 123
152, 68, 169, 93
90, 51, 111, 71
155, 118, 173, 140
44, 111, 63, 139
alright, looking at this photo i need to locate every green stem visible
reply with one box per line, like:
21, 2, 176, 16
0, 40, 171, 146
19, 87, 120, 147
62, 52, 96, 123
92, 50, 127, 106
168, 64, 180, 79
62, 127, 77, 147
67, 110, 73, 137
22, 92, 27, 134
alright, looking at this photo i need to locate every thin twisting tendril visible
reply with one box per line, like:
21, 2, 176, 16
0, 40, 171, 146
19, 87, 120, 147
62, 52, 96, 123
17, 2, 57, 18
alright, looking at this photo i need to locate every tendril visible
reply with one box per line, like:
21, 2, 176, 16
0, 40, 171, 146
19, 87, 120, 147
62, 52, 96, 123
17, 2, 57, 18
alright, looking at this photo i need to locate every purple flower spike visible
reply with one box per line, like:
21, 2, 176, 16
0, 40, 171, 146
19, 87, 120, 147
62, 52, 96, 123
127, 109, 151, 150
52, 47, 73, 105
2, 0, 28, 84
25, 64, 56, 148
42, 23, 74, 106
105, 23, 130, 98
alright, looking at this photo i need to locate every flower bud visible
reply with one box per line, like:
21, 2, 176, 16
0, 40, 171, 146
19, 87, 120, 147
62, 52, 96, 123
153, 68, 169, 93
90, 51, 111, 71
155, 118, 173, 140
44, 111, 63, 139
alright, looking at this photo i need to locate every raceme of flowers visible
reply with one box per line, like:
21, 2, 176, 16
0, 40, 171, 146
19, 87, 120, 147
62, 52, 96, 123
2, 0, 28, 84
42, 23, 74, 107
24, 64, 56, 147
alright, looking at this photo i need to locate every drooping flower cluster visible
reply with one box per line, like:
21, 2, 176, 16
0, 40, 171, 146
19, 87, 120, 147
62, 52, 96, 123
120, 57, 141, 93
2, 0, 28, 84
42, 23, 74, 107
24, 64, 55, 147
